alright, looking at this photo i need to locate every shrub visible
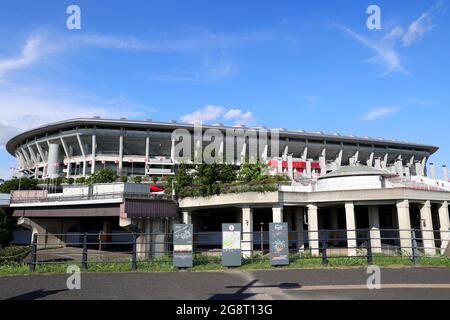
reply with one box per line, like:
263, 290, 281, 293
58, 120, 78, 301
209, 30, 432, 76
120, 176, 128, 183
152, 176, 159, 184
0, 246, 30, 263
75, 177, 86, 184
67, 177, 75, 185
87, 169, 118, 184
132, 176, 142, 184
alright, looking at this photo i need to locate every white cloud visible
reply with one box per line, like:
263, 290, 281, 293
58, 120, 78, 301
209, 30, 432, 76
0, 35, 44, 78
180, 105, 225, 124
382, 26, 405, 43
223, 109, 243, 120
361, 107, 399, 121
0, 86, 145, 148
382, 1, 444, 47
74, 30, 274, 52
402, 1, 444, 47
180, 106, 255, 126
340, 26, 407, 76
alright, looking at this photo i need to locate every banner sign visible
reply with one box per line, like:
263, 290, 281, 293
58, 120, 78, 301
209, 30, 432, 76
269, 223, 289, 266
222, 223, 242, 267
173, 224, 193, 268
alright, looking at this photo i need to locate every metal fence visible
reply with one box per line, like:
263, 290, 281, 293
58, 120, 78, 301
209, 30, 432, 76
27, 228, 450, 272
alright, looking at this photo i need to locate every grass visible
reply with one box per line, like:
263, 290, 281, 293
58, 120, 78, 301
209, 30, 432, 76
1, 254, 450, 276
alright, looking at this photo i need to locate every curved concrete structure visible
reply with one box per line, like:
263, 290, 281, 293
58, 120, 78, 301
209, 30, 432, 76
6, 117, 438, 179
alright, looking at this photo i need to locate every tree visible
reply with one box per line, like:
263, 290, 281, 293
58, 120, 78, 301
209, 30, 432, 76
0, 209, 13, 248
0, 178, 38, 194
86, 169, 118, 184
238, 162, 265, 182
173, 164, 193, 197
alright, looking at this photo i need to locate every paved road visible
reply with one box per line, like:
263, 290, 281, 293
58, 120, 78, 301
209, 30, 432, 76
1, 267, 450, 300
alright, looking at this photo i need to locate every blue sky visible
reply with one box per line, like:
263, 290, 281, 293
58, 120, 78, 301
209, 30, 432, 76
0, 0, 449, 178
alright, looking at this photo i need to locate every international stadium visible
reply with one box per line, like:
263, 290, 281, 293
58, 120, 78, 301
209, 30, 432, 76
3, 117, 450, 260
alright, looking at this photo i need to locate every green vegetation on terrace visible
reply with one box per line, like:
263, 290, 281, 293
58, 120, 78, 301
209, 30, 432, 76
0, 169, 170, 194
1, 254, 450, 275
166, 162, 289, 198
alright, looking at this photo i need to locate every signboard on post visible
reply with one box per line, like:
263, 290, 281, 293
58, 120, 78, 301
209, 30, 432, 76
222, 223, 242, 267
269, 223, 289, 266
173, 224, 193, 268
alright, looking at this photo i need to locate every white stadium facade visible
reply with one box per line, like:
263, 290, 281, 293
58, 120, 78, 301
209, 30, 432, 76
4, 117, 450, 258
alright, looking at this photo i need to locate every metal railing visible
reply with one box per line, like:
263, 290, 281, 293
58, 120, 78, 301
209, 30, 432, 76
10, 191, 170, 204
26, 228, 450, 272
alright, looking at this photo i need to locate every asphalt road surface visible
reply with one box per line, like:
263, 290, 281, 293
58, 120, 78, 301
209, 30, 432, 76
1, 267, 450, 300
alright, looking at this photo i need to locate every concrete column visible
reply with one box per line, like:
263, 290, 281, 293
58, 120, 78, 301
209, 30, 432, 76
368, 206, 382, 253
306, 160, 312, 178
170, 139, 175, 162
396, 200, 413, 255
47, 143, 60, 178
136, 220, 146, 259
151, 219, 166, 258
118, 135, 124, 175
319, 156, 326, 176
439, 201, 450, 254
415, 162, 423, 176
91, 134, 96, 174
242, 207, 253, 258
272, 206, 283, 223
429, 163, 436, 180
287, 155, 293, 180
307, 204, 319, 256
374, 157, 381, 169
443, 165, 449, 181
420, 201, 436, 255
396, 160, 404, 177
404, 166, 411, 179
145, 135, 150, 161
345, 202, 357, 256
295, 207, 305, 251
277, 158, 282, 174
182, 211, 192, 225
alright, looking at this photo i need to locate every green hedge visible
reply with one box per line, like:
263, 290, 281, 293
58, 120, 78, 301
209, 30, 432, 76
0, 246, 31, 264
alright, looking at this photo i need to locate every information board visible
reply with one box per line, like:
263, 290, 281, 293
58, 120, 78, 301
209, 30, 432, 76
173, 224, 193, 268
269, 223, 289, 266
222, 223, 241, 267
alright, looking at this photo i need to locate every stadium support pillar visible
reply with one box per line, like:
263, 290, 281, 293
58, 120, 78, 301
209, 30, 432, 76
47, 143, 60, 178
241, 207, 253, 258
396, 200, 412, 255
272, 206, 283, 223
439, 201, 450, 254
118, 134, 124, 175
443, 165, 449, 182
295, 207, 305, 251
420, 201, 436, 255
307, 204, 319, 256
182, 211, 192, 224
319, 156, 326, 176
145, 135, 150, 161
91, 133, 96, 174
171, 139, 175, 163
345, 202, 357, 256
429, 163, 436, 180
368, 206, 382, 253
